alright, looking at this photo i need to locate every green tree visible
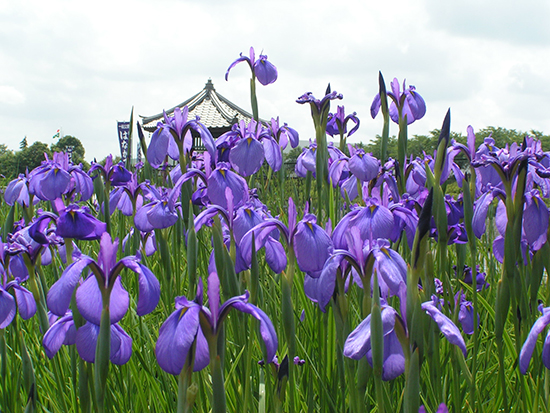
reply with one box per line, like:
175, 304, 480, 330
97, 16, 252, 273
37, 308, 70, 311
15, 142, 51, 174
0, 144, 16, 179
51, 135, 86, 165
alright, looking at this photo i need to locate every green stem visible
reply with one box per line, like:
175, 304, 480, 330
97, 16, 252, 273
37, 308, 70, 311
282, 248, 296, 412
210, 352, 226, 413
250, 76, 259, 121
94, 291, 112, 413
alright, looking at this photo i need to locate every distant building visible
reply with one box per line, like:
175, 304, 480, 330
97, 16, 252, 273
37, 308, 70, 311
140, 79, 265, 150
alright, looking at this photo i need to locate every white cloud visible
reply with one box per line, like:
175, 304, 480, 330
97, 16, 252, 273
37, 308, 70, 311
0, 0, 549, 160
0, 85, 25, 105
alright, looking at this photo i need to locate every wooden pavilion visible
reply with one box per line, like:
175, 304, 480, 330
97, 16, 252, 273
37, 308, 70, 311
140, 79, 262, 149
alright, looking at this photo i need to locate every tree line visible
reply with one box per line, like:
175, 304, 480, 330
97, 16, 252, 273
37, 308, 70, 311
0, 135, 87, 180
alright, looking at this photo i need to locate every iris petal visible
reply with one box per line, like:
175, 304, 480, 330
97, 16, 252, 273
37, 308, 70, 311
156, 305, 201, 375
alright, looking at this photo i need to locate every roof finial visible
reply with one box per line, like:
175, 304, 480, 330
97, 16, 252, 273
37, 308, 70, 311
205, 79, 214, 90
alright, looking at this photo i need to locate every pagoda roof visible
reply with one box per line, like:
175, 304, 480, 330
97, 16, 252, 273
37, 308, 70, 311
140, 79, 262, 133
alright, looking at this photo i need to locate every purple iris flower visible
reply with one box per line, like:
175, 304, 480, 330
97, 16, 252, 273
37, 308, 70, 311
0, 266, 36, 329
306, 227, 407, 312
421, 295, 467, 357
194, 200, 286, 274
29, 204, 107, 242
216, 120, 281, 175
29, 152, 93, 202
343, 303, 405, 381
146, 106, 216, 168
519, 303, 550, 374
471, 139, 530, 189
460, 265, 489, 291
7, 225, 50, 266
458, 295, 476, 335
331, 199, 394, 250
371, 78, 426, 125
46, 233, 159, 364
41, 308, 133, 365
326, 106, 360, 137
109, 172, 144, 216
4, 174, 36, 207
295, 141, 346, 178
268, 117, 299, 150
296, 89, 343, 119
405, 157, 429, 199
240, 199, 333, 278
207, 162, 249, 210
156, 271, 278, 375
474, 189, 548, 258
89, 155, 132, 187
134, 179, 187, 232
348, 148, 380, 183
42, 310, 77, 358
122, 228, 157, 257
225, 47, 278, 86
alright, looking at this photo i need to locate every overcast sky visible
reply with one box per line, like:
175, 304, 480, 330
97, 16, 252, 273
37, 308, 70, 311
1, 0, 549, 162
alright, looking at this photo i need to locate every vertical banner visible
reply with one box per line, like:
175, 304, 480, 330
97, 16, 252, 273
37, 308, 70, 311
137, 141, 142, 164
117, 121, 130, 162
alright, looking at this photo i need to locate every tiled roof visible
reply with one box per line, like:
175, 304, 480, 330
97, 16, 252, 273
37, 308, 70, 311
140, 79, 259, 133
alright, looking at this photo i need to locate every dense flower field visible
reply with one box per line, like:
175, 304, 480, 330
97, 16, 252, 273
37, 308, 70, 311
2, 47, 550, 413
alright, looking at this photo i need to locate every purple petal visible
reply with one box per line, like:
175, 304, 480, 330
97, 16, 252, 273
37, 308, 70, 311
35, 168, 72, 200
193, 326, 210, 371
253, 57, 278, 86
542, 330, 550, 370
47, 256, 94, 317
523, 192, 549, 250
370, 94, 381, 119
231, 300, 278, 363
293, 220, 333, 276
229, 138, 265, 177
344, 314, 373, 360
262, 137, 282, 172
134, 203, 155, 232
459, 300, 476, 335
0, 288, 16, 328
119, 258, 160, 316
240, 220, 287, 266
208, 271, 220, 324
156, 305, 201, 375
43, 314, 74, 358
264, 237, 287, 274
422, 300, 467, 357
147, 128, 171, 168
207, 165, 249, 209
110, 324, 133, 365
349, 152, 379, 182
75, 321, 133, 364
146, 201, 179, 230
56, 209, 106, 240
76, 275, 129, 325
351, 203, 394, 241
76, 322, 99, 363
472, 191, 495, 239
520, 306, 550, 374
225, 54, 251, 81
4, 176, 30, 206
379, 330, 405, 381
12, 284, 36, 320
373, 246, 407, 298
8, 254, 29, 280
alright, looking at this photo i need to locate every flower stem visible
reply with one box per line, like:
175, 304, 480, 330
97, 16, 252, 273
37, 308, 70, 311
94, 294, 111, 413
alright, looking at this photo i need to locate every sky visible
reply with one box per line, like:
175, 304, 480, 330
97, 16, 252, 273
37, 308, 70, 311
1, 0, 549, 162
